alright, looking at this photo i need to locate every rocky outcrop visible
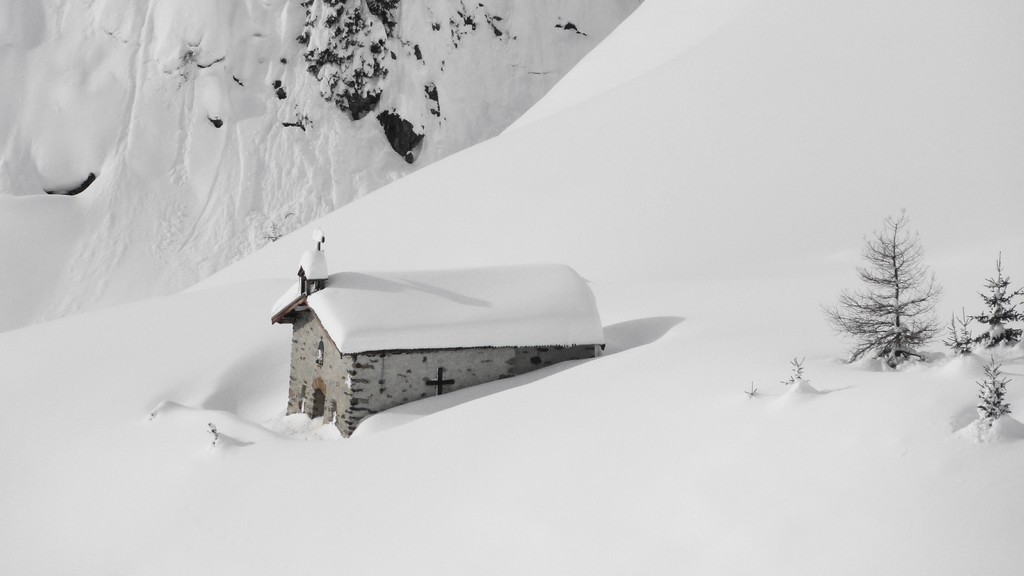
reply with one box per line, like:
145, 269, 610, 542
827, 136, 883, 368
44, 172, 97, 196
297, 1, 516, 161
300, 0, 390, 121
377, 110, 424, 163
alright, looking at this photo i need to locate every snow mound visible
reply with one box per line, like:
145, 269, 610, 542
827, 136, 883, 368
263, 413, 343, 441
937, 353, 988, 378
781, 378, 821, 400
957, 416, 1024, 444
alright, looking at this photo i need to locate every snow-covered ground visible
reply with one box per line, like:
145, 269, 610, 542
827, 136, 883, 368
3, 0, 1024, 573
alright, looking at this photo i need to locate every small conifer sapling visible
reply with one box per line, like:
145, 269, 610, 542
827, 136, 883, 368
744, 381, 758, 398
976, 358, 1012, 427
942, 308, 974, 356
781, 357, 808, 386
972, 253, 1024, 348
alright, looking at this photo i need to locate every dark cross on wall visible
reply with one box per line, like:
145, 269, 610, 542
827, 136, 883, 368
426, 367, 455, 396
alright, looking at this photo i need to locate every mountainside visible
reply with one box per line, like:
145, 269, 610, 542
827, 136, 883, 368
2, 0, 1024, 574
0, 0, 640, 332
205, 0, 1024, 302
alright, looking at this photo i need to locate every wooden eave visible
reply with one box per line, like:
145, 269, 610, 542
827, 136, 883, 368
271, 294, 308, 325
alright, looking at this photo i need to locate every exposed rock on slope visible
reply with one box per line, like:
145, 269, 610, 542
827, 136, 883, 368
377, 110, 424, 162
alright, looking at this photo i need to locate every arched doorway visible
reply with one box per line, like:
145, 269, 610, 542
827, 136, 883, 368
311, 378, 326, 419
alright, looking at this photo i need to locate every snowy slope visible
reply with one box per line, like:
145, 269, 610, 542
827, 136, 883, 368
205, 0, 1024, 306
0, 0, 640, 332
509, 0, 755, 130
3, 0, 1024, 574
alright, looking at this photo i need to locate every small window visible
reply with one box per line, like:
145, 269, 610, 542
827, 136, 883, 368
316, 338, 325, 366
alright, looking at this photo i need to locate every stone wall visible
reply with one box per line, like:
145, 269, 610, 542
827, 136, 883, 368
337, 344, 600, 436
288, 310, 600, 436
513, 345, 602, 374
347, 347, 517, 415
287, 311, 349, 425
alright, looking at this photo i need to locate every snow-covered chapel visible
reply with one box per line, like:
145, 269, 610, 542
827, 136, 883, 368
271, 231, 605, 436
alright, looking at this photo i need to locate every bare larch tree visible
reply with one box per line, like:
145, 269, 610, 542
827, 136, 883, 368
824, 210, 942, 366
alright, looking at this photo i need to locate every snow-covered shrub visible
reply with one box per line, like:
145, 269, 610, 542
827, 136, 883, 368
264, 221, 283, 243
824, 210, 942, 367
976, 358, 1012, 426
972, 254, 1024, 348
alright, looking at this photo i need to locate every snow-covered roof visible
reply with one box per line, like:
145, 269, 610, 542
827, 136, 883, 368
299, 249, 328, 280
273, 264, 604, 353
271, 282, 304, 320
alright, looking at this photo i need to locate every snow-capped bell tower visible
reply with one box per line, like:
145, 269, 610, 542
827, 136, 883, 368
298, 229, 328, 295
